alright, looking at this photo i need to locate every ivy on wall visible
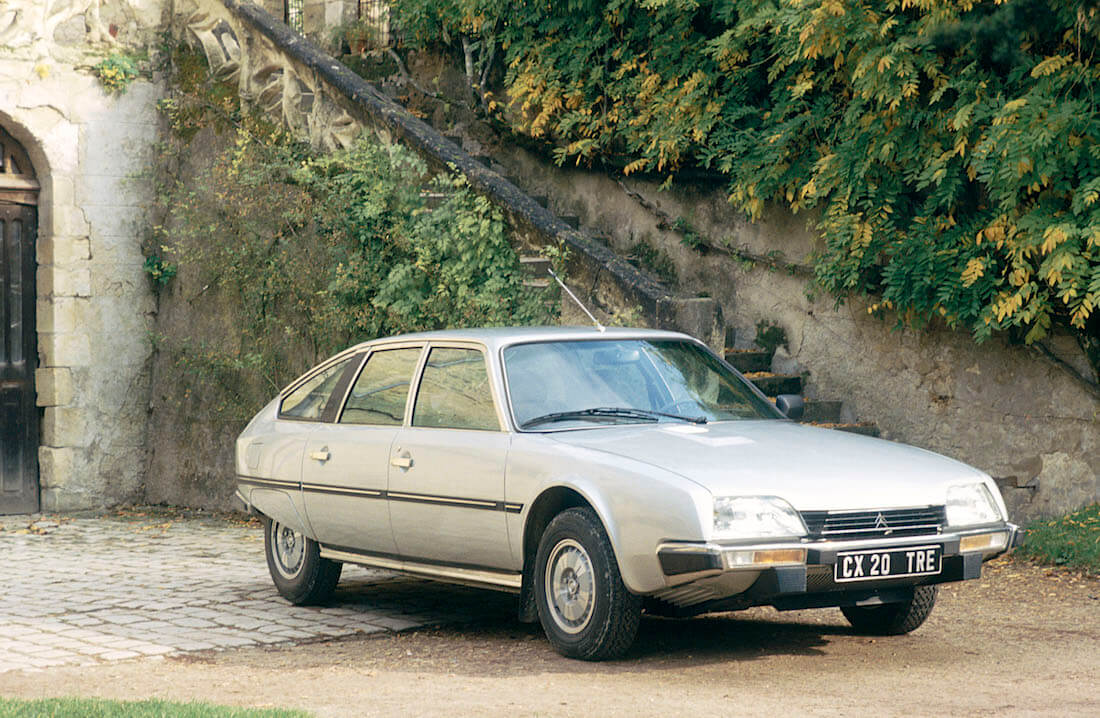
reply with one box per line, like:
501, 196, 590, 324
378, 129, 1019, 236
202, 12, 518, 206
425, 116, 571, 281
394, 0, 1100, 382
151, 46, 552, 421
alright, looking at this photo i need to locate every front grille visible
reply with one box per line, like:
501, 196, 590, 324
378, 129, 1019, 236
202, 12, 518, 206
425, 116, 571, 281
800, 506, 945, 540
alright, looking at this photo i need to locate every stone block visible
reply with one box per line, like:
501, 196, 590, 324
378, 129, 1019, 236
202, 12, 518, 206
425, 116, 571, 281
53, 237, 92, 265
42, 298, 80, 334
656, 296, 723, 350
40, 331, 91, 367
46, 266, 92, 298
49, 204, 90, 238
84, 119, 159, 176
38, 446, 75, 489
38, 117, 81, 176
48, 175, 76, 209
42, 407, 87, 447
35, 367, 74, 407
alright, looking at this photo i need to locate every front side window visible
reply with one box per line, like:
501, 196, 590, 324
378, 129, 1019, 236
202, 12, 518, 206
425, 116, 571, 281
412, 347, 499, 431
340, 347, 423, 425
280, 356, 356, 420
504, 339, 781, 429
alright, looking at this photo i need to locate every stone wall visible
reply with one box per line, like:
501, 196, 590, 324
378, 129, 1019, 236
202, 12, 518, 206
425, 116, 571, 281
482, 144, 1100, 525
0, 0, 167, 510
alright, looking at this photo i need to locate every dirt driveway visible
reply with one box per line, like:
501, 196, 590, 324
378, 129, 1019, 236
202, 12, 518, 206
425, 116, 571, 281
1, 558, 1097, 717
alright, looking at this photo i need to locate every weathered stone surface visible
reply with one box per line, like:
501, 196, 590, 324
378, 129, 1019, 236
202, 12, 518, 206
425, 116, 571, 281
1, 4, 165, 513
34, 367, 75, 407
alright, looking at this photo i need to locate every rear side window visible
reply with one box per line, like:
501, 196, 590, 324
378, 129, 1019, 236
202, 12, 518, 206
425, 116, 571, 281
280, 357, 355, 421
340, 347, 423, 425
412, 347, 499, 431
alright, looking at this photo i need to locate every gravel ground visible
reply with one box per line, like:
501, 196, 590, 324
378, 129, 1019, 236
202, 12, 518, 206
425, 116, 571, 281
1, 556, 1096, 717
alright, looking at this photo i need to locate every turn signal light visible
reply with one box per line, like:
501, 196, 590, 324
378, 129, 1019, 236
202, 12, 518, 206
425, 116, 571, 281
723, 548, 807, 569
959, 532, 1009, 553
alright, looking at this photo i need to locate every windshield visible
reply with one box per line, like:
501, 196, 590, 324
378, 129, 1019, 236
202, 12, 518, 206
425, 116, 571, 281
503, 339, 781, 430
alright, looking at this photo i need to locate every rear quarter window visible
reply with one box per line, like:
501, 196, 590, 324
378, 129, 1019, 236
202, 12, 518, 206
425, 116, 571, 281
279, 356, 356, 421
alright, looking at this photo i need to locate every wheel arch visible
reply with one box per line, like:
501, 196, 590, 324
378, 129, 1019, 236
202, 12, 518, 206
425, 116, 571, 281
518, 485, 611, 622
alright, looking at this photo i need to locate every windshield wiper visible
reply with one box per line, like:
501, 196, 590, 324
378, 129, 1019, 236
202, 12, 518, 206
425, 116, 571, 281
521, 406, 707, 429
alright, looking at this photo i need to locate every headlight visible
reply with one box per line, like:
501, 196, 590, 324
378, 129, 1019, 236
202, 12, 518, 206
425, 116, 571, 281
713, 496, 807, 540
946, 483, 1002, 527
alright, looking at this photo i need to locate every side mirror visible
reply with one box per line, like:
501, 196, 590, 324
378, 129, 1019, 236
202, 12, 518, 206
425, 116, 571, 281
775, 394, 804, 421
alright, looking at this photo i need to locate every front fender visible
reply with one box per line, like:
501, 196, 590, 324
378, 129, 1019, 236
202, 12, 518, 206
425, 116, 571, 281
507, 434, 712, 594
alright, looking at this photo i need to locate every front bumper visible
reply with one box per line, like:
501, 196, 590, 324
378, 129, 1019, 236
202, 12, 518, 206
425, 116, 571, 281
652, 523, 1018, 612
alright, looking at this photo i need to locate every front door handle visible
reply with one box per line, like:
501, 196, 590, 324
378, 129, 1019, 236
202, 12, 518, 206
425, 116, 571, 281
390, 450, 413, 469
309, 449, 330, 462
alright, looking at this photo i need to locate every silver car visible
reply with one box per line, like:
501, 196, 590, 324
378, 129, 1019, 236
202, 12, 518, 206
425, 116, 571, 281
235, 327, 1017, 660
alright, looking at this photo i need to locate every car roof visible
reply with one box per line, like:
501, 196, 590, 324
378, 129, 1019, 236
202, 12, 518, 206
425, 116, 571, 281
349, 326, 698, 353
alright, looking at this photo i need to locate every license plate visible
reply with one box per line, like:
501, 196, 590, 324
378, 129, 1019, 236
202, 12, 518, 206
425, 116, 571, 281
834, 545, 942, 583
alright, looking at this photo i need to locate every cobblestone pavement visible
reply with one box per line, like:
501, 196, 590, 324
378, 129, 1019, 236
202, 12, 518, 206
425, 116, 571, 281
0, 510, 494, 674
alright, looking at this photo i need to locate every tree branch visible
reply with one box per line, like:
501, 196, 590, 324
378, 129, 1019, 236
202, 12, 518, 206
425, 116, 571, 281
1031, 341, 1100, 400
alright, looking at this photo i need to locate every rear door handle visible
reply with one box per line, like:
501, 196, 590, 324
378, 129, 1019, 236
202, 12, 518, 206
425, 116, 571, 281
390, 450, 413, 469
309, 449, 330, 462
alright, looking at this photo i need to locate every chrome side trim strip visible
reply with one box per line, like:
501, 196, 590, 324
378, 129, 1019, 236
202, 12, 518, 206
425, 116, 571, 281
319, 547, 522, 592
238, 475, 299, 490
237, 476, 524, 514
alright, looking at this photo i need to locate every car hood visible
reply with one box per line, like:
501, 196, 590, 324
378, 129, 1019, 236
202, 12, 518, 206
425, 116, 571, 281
545, 420, 986, 511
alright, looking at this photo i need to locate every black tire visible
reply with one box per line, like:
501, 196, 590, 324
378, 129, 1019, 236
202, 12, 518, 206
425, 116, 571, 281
263, 516, 342, 606
841, 586, 937, 635
534, 507, 641, 660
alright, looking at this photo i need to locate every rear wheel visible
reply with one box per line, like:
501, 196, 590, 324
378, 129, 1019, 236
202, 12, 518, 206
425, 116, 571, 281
534, 507, 641, 660
263, 517, 342, 605
841, 586, 937, 635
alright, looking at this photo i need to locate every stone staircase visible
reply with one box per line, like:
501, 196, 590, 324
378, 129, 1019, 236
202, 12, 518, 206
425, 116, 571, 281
511, 246, 881, 435
722, 345, 881, 436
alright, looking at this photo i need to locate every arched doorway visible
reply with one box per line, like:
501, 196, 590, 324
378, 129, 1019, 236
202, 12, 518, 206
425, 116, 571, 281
0, 124, 40, 514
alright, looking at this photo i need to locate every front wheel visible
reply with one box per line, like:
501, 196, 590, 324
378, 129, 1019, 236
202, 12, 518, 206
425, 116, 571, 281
263, 517, 342, 605
534, 507, 641, 660
840, 585, 937, 635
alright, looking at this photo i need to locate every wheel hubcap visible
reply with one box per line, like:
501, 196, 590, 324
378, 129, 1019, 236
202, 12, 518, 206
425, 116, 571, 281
545, 539, 594, 634
271, 521, 305, 579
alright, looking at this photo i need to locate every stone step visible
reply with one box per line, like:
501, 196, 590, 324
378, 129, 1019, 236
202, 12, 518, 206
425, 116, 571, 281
724, 349, 772, 373
807, 421, 881, 438
800, 400, 843, 423
420, 190, 451, 209
522, 279, 551, 289
743, 372, 802, 396
561, 215, 580, 229
519, 255, 551, 279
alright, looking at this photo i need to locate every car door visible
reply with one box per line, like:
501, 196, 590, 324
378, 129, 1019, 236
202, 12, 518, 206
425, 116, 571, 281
300, 344, 424, 554
388, 344, 515, 570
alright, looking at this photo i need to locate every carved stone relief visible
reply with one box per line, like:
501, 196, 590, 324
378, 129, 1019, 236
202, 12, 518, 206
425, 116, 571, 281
0, 0, 124, 55
182, 0, 362, 151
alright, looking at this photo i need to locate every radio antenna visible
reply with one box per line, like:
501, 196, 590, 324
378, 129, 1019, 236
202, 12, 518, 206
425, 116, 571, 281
548, 268, 605, 332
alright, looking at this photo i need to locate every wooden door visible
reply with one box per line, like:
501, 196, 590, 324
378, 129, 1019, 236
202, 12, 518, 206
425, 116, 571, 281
0, 126, 39, 515
0, 201, 38, 514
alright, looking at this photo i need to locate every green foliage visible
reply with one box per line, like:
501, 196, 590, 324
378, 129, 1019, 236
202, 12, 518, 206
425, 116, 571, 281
0, 697, 310, 718
154, 46, 552, 423
627, 238, 677, 284
753, 319, 788, 355
142, 253, 177, 286
1017, 503, 1100, 574
394, 0, 1100, 375
91, 52, 139, 94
